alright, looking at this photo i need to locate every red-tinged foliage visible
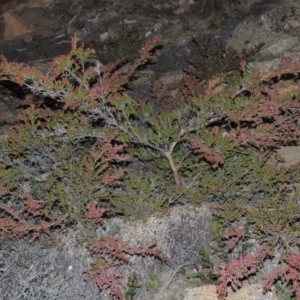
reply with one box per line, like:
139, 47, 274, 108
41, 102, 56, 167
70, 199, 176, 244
0, 191, 58, 242
84, 236, 167, 299
0, 56, 44, 86
0, 33, 166, 299
222, 227, 246, 251
226, 94, 300, 149
94, 131, 131, 164
216, 246, 270, 299
264, 57, 300, 81
189, 138, 224, 168
263, 254, 300, 299
85, 36, 162, 105
94, 267, 124, 300
182, 75, 205, 98
82, 134, 130, 186
89, 236, 167, 265
0, 185, 9, 198
0, 217, 17, 239
0, 203, 60, 242
228, 121, 299, 149
2, 33, 300, 299
149, 76, 201, 111
84, 265, 125, 300
84, 203, 109, 228
0, 203, 19, 220
0, 34, 162, 111
101, 170, 126, 186
28, 220, 59, 243
22, 192, 48, 218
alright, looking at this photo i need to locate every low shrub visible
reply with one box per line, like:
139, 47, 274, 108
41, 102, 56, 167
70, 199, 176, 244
1, 34, 300, 299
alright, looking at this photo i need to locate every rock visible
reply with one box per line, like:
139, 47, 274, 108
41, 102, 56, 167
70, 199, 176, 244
276, 146, 300, 166
0, 204, 213, 300
227, 0, 300, 70
184, 285, 218, 300
183, 284, 278, 300
3, 11, 31, 39
0, 232, 101, 300
94, 204, 212, 300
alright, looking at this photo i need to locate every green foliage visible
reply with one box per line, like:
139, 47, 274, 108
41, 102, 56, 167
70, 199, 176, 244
247, 196, 300, 250
1, 32, 300, 300
125, 274, 143, 299
1, 39, 299, 224
87, 21, 143, 65
201, 0, 244, 19
109, 172, 170, 220
183, 247, 218, 284
151, 55, 167, 81
184, 38, 263, 81
0, 34, 162, 235
275, 282, 296, 300
207, 216, 225, 240
146, 273, 160, 291
185, 271, 204, 279
199, 246, 212, 269
110, 84, 294, 212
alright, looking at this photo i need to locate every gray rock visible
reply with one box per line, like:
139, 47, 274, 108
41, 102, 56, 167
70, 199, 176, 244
183, 284, 278, 300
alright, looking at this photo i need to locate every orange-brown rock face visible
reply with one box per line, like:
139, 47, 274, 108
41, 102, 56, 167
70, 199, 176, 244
1, 0, 59, 39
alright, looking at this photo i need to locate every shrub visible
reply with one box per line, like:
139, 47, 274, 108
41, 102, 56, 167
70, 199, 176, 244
210, 59, 300, 299
0, 34, 162, 230
0, 34, 165, 298
1, 33, 300, 299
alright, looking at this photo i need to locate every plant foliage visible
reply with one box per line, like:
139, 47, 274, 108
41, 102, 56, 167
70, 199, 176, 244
1, 34, 300, 299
